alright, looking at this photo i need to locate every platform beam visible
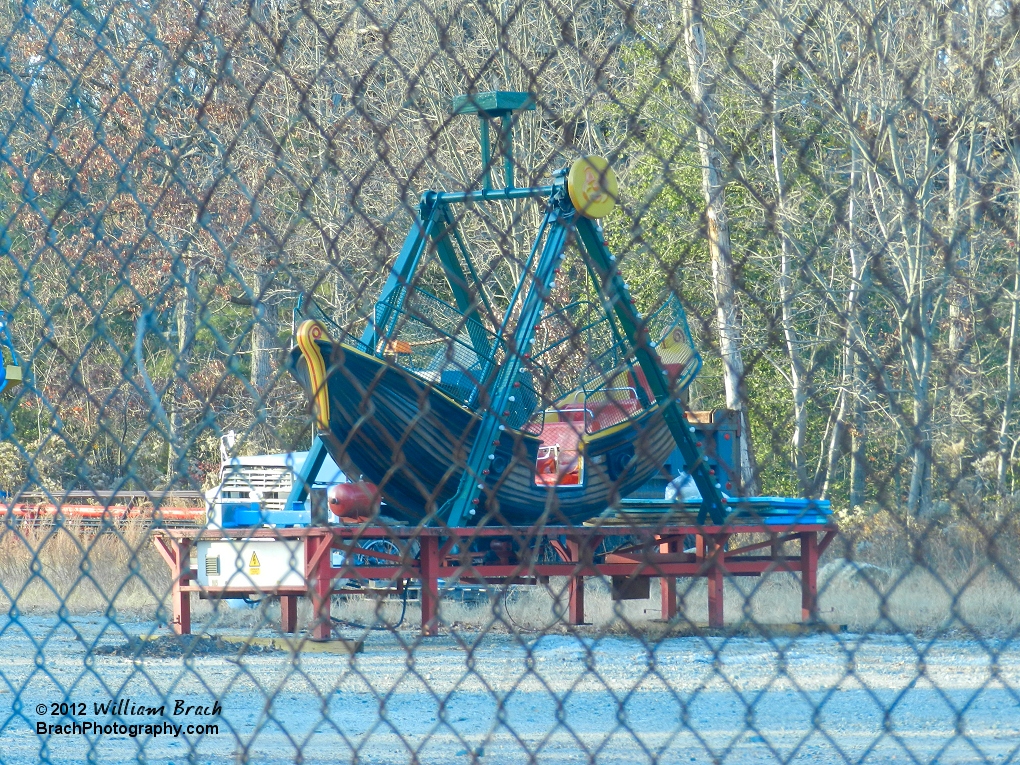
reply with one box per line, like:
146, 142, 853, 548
154, 523, 835, 638
281, 595, 298, 634
567, 538, 586, 625
659, 538, 679, 620
155, 535, 192, 636
307, 534, 333, 640
800, 531, 819, 622
420, 535, 441, 635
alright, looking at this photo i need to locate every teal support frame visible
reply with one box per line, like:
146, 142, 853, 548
499, 113, 515, 189
430, 200, 485, 325
284, 434, 329, 514
452, 91, 534, 194
355, 92, 727, 526
479, 118, 492, 190
434, 175, 726, 526
362, 197, 440, 351
430, 202, 493, 360
364, 194, 496, 361
573, 217, 726, 525
442, 185, 573, 526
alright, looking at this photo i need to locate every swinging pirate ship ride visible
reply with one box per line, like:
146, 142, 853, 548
289, 92, 730, 527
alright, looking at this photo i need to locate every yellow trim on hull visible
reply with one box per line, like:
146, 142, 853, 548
296, 320, 331, 430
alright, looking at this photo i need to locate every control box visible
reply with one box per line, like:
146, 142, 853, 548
196, 538, 306, 590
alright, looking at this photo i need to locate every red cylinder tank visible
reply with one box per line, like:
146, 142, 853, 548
327, 481, 380, 519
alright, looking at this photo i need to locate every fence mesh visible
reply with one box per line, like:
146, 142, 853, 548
1, 0, 1019, 762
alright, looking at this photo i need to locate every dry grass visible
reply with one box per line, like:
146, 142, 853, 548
419, 569, 1020, 637
0, 520, 171, 616
2, 509, 1018, 637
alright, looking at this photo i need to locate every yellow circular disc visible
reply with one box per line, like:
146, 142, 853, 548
567, 156, 618, 219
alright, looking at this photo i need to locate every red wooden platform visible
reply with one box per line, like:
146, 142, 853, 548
154, 522, 837, 638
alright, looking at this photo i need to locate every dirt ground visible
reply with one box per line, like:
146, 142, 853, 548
2, 613, 1018, 765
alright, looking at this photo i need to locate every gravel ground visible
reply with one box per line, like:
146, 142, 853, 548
1, 615, 1018, 764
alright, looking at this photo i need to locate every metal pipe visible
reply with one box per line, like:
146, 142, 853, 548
429, 185, 553, 204
493, 207, 552, 348
479, 118, 492, 191
501, 113, 514, 189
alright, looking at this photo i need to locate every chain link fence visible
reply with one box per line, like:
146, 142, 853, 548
1, 0, 1019, 761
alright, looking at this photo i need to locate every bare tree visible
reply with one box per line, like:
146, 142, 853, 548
822, 139, 870, 509
250, 257, 278, 394
681, 0, 759, 493
768, 49, 810, 491
999, 139, 1020, 494
168, 257, 200, 482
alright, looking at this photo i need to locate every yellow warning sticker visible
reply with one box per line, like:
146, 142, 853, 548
249, 551, 261, 576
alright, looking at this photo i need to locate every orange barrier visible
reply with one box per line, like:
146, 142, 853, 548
0, 504, 206, 525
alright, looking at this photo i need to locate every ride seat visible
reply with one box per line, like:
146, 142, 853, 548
535, 420, 583, 486
557, 405, 590, 425
589, 396, 643, 432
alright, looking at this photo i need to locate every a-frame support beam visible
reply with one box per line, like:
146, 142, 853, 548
362, 197, 443, 352
283, 434, 329, 514
442, 195, 570, 526
430, 203, 493, 361
363, 195, 491, 363
573, 217, 727, 525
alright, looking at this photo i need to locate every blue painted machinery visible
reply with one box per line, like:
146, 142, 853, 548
0, 310, 22, 396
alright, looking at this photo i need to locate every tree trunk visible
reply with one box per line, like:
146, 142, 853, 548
770, 56, 808, 491
998, 142, 1020, 495
907, 368, 933, 515
998, 258, 1018, 495
888, 107, 937, 517
822, 141, 868, 507
903, 267, 936, 518
251, 262, 278, 393
682, 0, 759, 494
820, 139, 869, 510
168, 259, 199, 482
947, 131, 974, 394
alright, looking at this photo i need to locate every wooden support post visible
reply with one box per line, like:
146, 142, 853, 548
659, 538, 678, 620
818, 529, 837, 556
420, 535, 440, 636
800, 531, 819, 623
173, 539, 192, 636
307, 533, 334, 641
280, 595, 298, 634
707, 535, 725, 628
154, 535, 192, 636
567, 538, 586, 625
